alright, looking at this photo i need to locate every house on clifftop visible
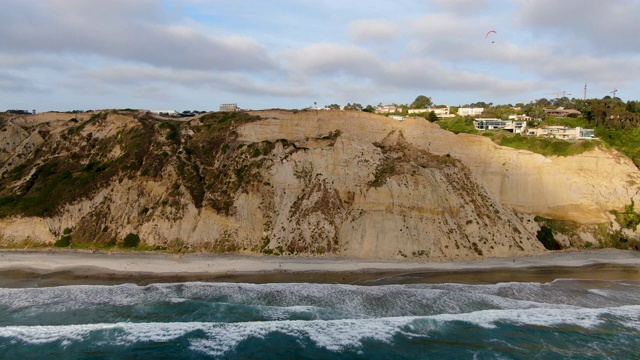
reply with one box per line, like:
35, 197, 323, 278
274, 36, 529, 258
220, 103, 239, 112
473, 118, 527, 134
544, 107, 581, 117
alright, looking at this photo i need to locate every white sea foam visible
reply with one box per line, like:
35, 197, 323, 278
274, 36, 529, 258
430, 305, 640, 330
189, 318, 408, 356
1, 280, 637, 324
0, 319, 406, 355
1, 305, 638, 356
0, 283, 146, 311
588, 289, 610, 297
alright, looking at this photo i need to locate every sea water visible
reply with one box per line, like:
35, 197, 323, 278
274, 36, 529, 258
0, 279, 639, 359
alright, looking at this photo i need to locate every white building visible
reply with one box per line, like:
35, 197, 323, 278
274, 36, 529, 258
473, 118, 527, 134
150, 110, 178, 116
376, 105, 403, 114
508, 114, 532, 122
527, 126, 595, 140
407, 106, 454, 118
220, 103, 239, 112
458, 107, 485, 116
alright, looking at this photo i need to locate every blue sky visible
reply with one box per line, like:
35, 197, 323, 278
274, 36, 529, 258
1, 0, 638, 112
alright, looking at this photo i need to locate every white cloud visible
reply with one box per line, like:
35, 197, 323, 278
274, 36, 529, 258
429, 0, 489, 14
0, 0, 276, 71
516, 0, 640, 55
0, 71, 45, 93
0, 0, 639, 110
285, 43, 385, 77
76, 65, 310, 98
349, 19, 400, 43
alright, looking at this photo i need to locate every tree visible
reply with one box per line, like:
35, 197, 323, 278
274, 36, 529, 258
468, 101, 490, 108
524, 103, 546, 120
626, 101, 640, 113
344, 103, 363, 111
410, 95, 433, 109
327, 104, 341, 110
363, 105, 375, 113
427, 111, 439, 122
535, 98, 551, 107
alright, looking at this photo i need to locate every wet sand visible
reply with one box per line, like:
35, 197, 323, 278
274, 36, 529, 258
0, 248, 639, 287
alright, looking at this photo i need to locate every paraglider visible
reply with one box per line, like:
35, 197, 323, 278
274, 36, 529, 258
485, 30, 496, 43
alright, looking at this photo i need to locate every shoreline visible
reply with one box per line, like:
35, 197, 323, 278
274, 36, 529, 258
0, 248, 639, 287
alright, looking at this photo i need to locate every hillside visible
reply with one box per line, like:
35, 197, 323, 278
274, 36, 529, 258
0, 109, 638, 260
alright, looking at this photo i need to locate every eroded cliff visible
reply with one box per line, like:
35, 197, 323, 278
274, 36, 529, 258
0, 109, 637, 260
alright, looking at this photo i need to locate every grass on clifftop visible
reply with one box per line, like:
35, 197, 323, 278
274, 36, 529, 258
437, 116, 478, 134
436, 117, 599, 157
497, 134, 598, 157
595, 127, 640, 166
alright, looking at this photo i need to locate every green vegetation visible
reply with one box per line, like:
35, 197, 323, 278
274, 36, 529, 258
159, 121, 179, 142
410, 95, 433, 109
596, 127, 640, 166
369, 159, 396, 188
533, 216, 580, 236
536, 225, 563, 250
122, 233, 141, 248
54, 235, 71, 247
498, 134, 598, 157
436, 116, 598, 157
259, 237, 272, 254
369, 135, 459, 188
427, 111, 439, 123
433, 96, 640, 167
55, 228, 73, 247
0, 112, 159, 217
596, 228, 640, 250
436, 116, 478, 134
612, 201, 640, 231
543, 116, 590, 128
0, 158, 117, 217
66, 112, 106, 136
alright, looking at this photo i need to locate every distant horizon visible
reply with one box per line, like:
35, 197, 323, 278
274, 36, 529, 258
4, 95, 630, 114
1, 1, 637, 112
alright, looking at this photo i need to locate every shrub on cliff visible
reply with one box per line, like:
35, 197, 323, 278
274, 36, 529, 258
612, 201, 640, 231
54, 227, 72, 247
122, 233, 140, 248
536, 225, 562, 250
55, 235, 71, 247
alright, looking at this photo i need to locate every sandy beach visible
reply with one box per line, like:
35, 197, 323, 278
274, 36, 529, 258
0, 248, 639, 287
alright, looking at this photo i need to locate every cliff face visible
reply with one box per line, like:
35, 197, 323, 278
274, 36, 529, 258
0, 109, 638, 260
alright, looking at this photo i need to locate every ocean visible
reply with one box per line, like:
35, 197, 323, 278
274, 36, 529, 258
0, 278, 639, 359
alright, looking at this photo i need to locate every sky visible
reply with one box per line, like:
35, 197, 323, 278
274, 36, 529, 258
1, 0, 639, 112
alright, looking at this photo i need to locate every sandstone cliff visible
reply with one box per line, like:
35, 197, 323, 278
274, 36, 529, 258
0, 109, 637, 260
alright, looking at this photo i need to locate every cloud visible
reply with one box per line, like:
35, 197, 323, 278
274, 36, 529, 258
285, 43, 385, 77
76, 65, 311, 98
429, 0, 489, 14
0, 0, 276, 71
349, 19, 399, 43
0, 55, 35, 67
516, 0, 640, 55
0, 0, 638, 110
0, 71, 46, 92
284, 41, 537, 99
379, 58, 539, 96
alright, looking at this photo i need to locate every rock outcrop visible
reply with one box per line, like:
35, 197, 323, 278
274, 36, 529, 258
0, 109, 637, 260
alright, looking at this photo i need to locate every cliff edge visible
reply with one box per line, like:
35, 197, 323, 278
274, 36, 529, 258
0, 109, 637, 260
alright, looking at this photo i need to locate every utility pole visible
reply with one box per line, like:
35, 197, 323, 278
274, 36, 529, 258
610, 88, 618, 98
584, 84, 587, 100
